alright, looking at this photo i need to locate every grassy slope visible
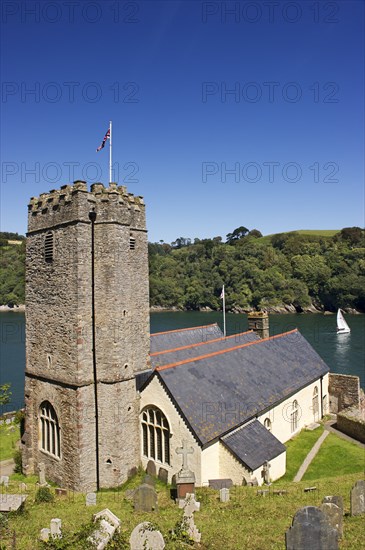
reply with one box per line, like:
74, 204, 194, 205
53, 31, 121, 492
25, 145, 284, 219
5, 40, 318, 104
281, 425, 325, 482
303, 433, 365, 481
1, 472, 364, 549
0, 423, 20, 460
1, 425, 364, 548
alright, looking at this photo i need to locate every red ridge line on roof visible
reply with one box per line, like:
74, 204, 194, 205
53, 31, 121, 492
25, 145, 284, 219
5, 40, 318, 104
150, 323, 219, 337
156, 329, 299, 372
150, 330, 255, 357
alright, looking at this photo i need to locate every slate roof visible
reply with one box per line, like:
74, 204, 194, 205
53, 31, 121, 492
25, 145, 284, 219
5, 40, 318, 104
150, 323, 223, 353
150, 329, 329, 445
222, 420, 286, 471
150, 330, 259, 369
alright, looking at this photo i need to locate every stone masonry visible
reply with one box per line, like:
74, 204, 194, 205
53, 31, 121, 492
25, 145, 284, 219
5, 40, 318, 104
22, 181, 150, 491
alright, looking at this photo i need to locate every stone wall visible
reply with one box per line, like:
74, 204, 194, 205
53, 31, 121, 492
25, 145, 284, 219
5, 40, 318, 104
336, 406, 365, 444
328, 373, 360, 413
23, 181, 150, 491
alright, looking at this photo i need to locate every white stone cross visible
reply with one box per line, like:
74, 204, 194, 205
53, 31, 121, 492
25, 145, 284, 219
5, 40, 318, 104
176, 440, 194, 471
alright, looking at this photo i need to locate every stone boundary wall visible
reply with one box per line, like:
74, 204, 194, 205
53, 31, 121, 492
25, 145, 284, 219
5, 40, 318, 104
328, 373, 360, 413
337, 406, 365, 444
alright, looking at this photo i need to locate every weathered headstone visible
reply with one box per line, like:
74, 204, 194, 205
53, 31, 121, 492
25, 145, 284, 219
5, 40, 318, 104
129, 521, 165, 550
178, 493, 201, 543
158, 467, 168, 484
143, 474, 155, 487
322, 495, 344, 516
88, 509, 121, 550
133, 483, 158, 512
286, 506, 338, 550
320, 502, 343, 538
0, 476, 9, 488
350, 480, 365, 516
220, 487, 230, 502
50, 518, 62, 539
262, 461, 271, 484
175, 440, 196, 499
209, 479, 233, 490
0, 494, 27, 512
86, 492, 97, 506
38, 462, 46, 486
40, 528, 50, 542
146, 460, 156, 477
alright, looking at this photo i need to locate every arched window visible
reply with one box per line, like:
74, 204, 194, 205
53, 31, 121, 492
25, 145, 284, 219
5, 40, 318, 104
290, 400, 299, 433
141, 407, 170, 465
312, 386, 319, 417
44, 231, 54, 263
39, 401, 60, 458
264, 418, 272, 432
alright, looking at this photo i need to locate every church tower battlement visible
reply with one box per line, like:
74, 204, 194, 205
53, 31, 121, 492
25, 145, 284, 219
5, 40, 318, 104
23, 181, 150, 491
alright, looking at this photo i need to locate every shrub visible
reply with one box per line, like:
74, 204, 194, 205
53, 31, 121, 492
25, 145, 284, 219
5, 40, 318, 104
13, 449, 22, 474
35, 486, 54, 503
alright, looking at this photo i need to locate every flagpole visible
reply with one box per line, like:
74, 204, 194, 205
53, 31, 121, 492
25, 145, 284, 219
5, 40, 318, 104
223, 285, 226, 337
109, 120, 112, 183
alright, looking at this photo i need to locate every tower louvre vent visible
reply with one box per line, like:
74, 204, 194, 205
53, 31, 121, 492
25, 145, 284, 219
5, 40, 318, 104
44, 231, 54, 263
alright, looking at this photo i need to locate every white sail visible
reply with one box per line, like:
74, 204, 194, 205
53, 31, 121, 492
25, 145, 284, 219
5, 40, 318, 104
337, 309, 350, 333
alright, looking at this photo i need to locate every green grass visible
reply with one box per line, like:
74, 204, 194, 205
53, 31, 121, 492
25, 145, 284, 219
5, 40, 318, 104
280, 425, 325, 482
302, 433, 365, 481
0, 422, 20, 460
1, 472, 364, 549
259, 229, 340, 242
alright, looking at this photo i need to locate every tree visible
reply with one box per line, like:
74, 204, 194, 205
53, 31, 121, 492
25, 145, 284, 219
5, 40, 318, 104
0, 384, 11, 406
226, 226, 249, 244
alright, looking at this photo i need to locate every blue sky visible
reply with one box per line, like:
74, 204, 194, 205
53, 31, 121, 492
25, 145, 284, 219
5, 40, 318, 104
1, 0, 364, 243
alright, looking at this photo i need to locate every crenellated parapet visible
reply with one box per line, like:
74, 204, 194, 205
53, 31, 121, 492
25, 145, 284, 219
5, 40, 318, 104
27, 181, 146, 233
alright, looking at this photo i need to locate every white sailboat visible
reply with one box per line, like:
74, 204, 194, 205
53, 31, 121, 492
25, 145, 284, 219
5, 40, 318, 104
337, 309, 351, 334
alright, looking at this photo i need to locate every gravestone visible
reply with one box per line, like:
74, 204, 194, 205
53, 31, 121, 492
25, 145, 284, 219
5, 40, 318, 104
143, 474, 155, 487
320, 502, 343, 538
350, 480, 365, 516
158, 467, 168, 484
133, 482, 158, 512
129, 521, 165, 550
38, 462, 46, 486
178, 493, 201, 543
50, 518, 62, 539
40, 528, 50, 542
286, 506, 338, 550
220, 488, 230, 502
175, 440, 196, 499
322, 495, 344, 516
262, 461, 271, 484
209, 479, 232, 490
86, 492, 97, 506
0, 476, 9, 488
146, 460, 156, 477
89, 508, 121, 549
0, 494, 27, 512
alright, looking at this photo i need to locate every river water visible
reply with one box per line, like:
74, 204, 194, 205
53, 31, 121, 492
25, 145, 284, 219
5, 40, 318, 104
1, 311, 364, 412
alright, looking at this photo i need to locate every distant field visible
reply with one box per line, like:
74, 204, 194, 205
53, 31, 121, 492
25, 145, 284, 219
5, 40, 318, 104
7, 240, 23, 245
259, 229, 340, 242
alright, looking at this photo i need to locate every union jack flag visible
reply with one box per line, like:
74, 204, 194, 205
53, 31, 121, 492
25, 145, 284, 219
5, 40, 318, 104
96, 128, 110, 152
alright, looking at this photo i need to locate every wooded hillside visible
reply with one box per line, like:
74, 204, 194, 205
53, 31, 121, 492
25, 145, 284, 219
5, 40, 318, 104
1, 229, 364, 312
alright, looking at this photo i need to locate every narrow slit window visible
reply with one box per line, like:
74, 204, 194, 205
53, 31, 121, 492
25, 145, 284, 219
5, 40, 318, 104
129, 236, 136, 250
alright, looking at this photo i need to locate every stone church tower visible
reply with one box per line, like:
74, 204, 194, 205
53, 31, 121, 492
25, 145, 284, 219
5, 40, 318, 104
22, 181, 150, 491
